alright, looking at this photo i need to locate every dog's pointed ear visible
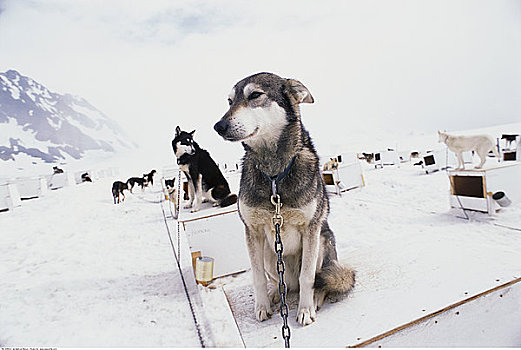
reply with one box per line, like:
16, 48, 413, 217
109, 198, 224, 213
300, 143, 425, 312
190, 130, 196, 136
175, 126, 181, 137
285, 79, 314, 104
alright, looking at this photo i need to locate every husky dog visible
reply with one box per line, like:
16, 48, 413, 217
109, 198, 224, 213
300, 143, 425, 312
127, 177, 148, 193
165, 178, 177, 203
164, 178, 176, 189
112, 181, 128, 204
214, 72, 355, 326
323, 158, 339, 171
144, 170, 157, 186
172, 126, 237, 212
438, 131, 499, 170
52, 166, 64, 174
81, 172, 92, 183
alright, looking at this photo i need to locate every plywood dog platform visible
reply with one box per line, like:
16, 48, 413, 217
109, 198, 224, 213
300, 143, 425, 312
223, 231, 521, 347
177, 201, 250, 279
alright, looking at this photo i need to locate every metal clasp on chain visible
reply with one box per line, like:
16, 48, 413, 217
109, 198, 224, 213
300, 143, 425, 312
271, 194, 284, 228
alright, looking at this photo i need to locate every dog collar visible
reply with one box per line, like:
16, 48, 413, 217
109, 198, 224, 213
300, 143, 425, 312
177, 154, 191, 165
258, 155, 297, 198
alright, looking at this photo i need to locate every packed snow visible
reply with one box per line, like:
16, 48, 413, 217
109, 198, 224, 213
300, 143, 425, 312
1, 124, 520, 347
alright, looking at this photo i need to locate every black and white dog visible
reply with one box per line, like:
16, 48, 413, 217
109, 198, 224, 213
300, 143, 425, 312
172, 126, 237, 212
112, 181, 128, 204
144, 170, 157, 186
127, 177, 148, 193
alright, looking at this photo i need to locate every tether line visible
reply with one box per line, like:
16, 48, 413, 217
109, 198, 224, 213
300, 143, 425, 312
160, 193, 206, 348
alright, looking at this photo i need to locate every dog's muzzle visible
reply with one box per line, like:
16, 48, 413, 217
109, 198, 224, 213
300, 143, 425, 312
214, 119, 229, 137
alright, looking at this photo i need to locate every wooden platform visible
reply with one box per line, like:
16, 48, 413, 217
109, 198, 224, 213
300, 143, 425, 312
175, 170, 249, 279
222, 231, 521, 347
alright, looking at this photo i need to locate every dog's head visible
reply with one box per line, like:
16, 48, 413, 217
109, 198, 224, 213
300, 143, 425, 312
172, 126, 196, 158
438, 130, 448, 143
213, 72, 314, 146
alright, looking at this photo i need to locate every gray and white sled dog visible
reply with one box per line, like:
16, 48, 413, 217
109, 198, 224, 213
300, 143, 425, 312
214, 72, 355, 326
438, 130, 499, 170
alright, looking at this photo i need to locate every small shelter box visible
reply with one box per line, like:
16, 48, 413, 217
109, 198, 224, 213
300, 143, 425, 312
179, 207, 250, 278
0, 185, 11, 211
422, 150, 454, 173
47, 172, 73, 190
373, 152, 383, 168
380, 150, 399, 166
422, 150, 473, 174
162, 165, 179, 181
448, 163, 521, 215
0, 183, 21, 211
398, 151, 411, 163
500, 134, 520, 162
322, 160, 365, 195
17, 177, 48, 200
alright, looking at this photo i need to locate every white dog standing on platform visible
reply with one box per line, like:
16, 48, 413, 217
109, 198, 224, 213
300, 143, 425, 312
438, 130, 500, 170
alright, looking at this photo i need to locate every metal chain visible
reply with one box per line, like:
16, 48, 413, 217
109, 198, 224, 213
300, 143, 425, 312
271, 194, 291, 348
176, 169, 182, 258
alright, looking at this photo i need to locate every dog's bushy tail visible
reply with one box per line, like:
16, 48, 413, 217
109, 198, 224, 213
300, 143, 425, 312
220, 193, 238, 207
314, 260, 355, 295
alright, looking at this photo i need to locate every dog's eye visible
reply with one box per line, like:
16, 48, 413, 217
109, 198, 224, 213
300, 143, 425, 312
248, 91, 264, 100
227, 98, 233, 105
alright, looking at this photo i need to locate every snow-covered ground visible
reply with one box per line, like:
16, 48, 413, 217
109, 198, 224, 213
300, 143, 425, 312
1, 124, 521, 347
0, 179, 204, 347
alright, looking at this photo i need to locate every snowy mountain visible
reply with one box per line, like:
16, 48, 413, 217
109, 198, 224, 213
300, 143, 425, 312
0, 69, 135, 164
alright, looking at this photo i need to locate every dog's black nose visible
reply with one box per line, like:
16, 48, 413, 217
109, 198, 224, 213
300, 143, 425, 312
214, 120, 228, 135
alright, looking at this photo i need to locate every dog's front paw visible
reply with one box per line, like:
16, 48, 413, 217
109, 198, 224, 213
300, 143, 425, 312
184, 203, 192, 209
296, 306, 316, 326
268, 286, 281, 305
190, 207, 200, 213
255, 302, 272, 322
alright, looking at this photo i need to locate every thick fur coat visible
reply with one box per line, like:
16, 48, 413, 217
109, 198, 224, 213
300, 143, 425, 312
214, 72, 355, 326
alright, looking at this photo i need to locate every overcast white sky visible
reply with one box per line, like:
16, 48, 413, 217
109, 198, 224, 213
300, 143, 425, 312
1, 0, 520, 163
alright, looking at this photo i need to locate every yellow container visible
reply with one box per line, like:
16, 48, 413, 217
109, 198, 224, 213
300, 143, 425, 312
195, 256, 214, 286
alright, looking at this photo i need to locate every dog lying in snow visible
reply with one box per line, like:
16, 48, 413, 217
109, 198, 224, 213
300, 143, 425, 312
323, 158, 339, 171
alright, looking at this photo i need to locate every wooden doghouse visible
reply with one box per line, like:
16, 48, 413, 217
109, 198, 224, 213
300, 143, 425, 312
500, 134, 519, 162
17, 177, 48, 200
422, 150, 473, 174
373, 152, 383, 168
179, 206, 250, 279
398, 151, 411, 163
47, 172, 74, 190
381, 149, 399, 166
323, 160, 365, 195
448, 162, 521, 215
422, 150, 452, 174
0, 183, 21, 212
